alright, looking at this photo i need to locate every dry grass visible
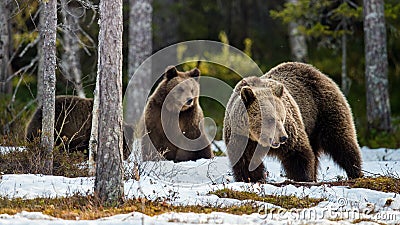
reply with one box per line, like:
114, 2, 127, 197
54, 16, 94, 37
0, 138, 88, 177
0, 194, 260, 220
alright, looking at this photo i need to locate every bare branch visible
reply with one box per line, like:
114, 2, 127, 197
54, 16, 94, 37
6, 56, 39, 83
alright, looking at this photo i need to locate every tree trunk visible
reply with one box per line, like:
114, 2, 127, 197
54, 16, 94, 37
41, 0, 57, 175
363, 0, 391, 132
88, 74, 99, 176
341, 32, 351, 96
37, 5, 45, 106
0, 0, 12, 95
125, 0, 152, 140
287, 0, 308, 62
94, 0, 124, 205
60, 0, 85, 98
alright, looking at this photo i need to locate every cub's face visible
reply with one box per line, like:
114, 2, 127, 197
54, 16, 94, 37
163, 66, 200, 112
240, 79, 288, 148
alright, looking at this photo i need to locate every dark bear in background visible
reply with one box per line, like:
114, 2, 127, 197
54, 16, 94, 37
140, 66, 213, 162
224, 62, 363, 183
26, 95, 93, 153
26, 96, 134, 159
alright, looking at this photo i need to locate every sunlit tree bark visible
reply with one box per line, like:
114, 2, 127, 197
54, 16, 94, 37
287, 0, 307, 62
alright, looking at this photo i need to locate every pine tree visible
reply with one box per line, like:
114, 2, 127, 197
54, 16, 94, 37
94, 0, 124, 205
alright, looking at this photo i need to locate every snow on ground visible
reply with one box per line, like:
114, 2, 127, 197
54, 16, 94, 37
0, 142, 399, 224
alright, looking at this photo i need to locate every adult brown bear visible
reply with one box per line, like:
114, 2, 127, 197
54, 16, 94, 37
224, 62, 363, 182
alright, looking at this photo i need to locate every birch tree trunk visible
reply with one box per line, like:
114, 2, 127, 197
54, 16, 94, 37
125, 0, 152, 126
287, 0, 308, 62
124, 0, 152, 158
94, 0, 124, 205
37, 5, 45, 106
60, 0, 85, 98
88, 74, 99, 176
41, 0, 57, 175
0, 0, 11, 95
363, 0, 391, 132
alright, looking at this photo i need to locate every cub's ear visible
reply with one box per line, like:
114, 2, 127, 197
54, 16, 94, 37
274, 84, 284, 98
240, 86, 256, 107
165, 66, 178, 80
189, 68, 200, 81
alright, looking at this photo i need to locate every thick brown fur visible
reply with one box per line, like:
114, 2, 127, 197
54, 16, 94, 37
25, 95, 131, 158
141, 66, 213, 162
224, 62, 362, 183
26, 95, 93, 153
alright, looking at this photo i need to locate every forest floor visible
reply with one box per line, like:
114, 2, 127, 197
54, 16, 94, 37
0, 141, 399, 225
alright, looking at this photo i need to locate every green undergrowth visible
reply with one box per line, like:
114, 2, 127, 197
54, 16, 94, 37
0, 195, 260, 220
358, 117, 400, 149
210, 188, 325, 209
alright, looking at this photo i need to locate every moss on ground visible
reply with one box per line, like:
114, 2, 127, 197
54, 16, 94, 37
351, 176, 400, 194
210, 188, 325, 209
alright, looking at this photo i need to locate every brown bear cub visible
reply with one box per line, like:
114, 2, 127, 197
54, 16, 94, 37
26, 95, 93, 153
141, 66, 213, 162
224, 62, 362, 183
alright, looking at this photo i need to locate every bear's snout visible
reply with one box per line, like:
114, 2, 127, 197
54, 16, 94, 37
279, 136, 288, 143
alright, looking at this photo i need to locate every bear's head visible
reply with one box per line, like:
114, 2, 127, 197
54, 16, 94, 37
239, 77, 288, 148
162, 66, 200, 112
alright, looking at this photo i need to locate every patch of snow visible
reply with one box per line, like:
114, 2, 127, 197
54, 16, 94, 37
0, 145, 399, 224
0, 146, 26, 154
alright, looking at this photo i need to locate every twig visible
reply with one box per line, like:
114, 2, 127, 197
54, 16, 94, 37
6, 56, 39, 83
212, 140, 223, 152
265, 179, 357, 188
18, 36, 40, 58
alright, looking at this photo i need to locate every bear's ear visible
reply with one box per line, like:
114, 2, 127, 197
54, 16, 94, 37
240, 86, 256, 107
189, 68, 200, 81
274, 84, 284, 98
165, 66, 178, 80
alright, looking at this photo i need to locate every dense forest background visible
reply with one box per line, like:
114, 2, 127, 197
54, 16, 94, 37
1, 0, 400, 148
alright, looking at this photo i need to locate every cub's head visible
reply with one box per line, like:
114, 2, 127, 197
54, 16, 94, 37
162, 66, 200, 112
239, 77, 288, 148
